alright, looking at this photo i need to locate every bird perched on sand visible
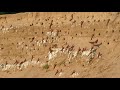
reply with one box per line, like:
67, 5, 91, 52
71, 70, 76, 75
53, 62, 57, 69
55, 70, 59, 75
5, 61, 8, 66
14, 60, 19, 65
91, 34, 94, 40
97, 52, 102, 58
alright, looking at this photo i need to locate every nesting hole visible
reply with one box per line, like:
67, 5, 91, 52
92, 16, 94, 18
35, 32, 37, 34
106, 31, 108, 33
32, 44, 34, 46
25, 44, 27, 47
98, 33, 100, 36
17, 18, 20, 20
45, 19, 47, 21
112, 30, 114, 33
46, 36, 48, 39
41, 22, 43, 25
32, 37, 34, 40
63, 38, 65, 40
30, 23, 33, 26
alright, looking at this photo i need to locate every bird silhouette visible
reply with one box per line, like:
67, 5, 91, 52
89, 39, 98, 44
94, 39, 98, 43
53, 62, 57, 69
14, 60, 19, 65
93, 42, 102, 47
71, 70, 76, 75
55, 70, 59, 75
91, 34, 94, 40
98, 52, 102, 58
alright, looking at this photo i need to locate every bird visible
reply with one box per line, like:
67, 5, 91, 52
61, 46, 64, 51
89, 39, 98, 44
89, 41, 95, 44
14, 60, 19, 65
66, 45, 69, 49
91, 34, 94, 40
93, 42, 102, 47
91, 46, 94, 50
53, 62, 57, 69
82, 48, 85, 52
71, 45, 74, 48
55, 70, 59, 75
97, 52, 102, 58
71, 70, 76, 75
19, 59, 26, 65
94, 39, 98, 43
60, 69, 63, 72
23, 59, 27, 63
78, 47, 81, 52
49, 47, 53, 53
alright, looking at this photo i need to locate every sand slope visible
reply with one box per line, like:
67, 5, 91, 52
0, 12, 120, 78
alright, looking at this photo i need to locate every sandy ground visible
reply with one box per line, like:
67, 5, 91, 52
0, 12, 120, 78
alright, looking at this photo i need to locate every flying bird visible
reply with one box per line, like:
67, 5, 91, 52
93, 42, 102, 47
71, 70, 76, 75
89, 39, 98, 44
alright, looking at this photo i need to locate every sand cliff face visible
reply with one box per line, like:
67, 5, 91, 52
0, 12, 119, 28
0, 12, 120, 78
